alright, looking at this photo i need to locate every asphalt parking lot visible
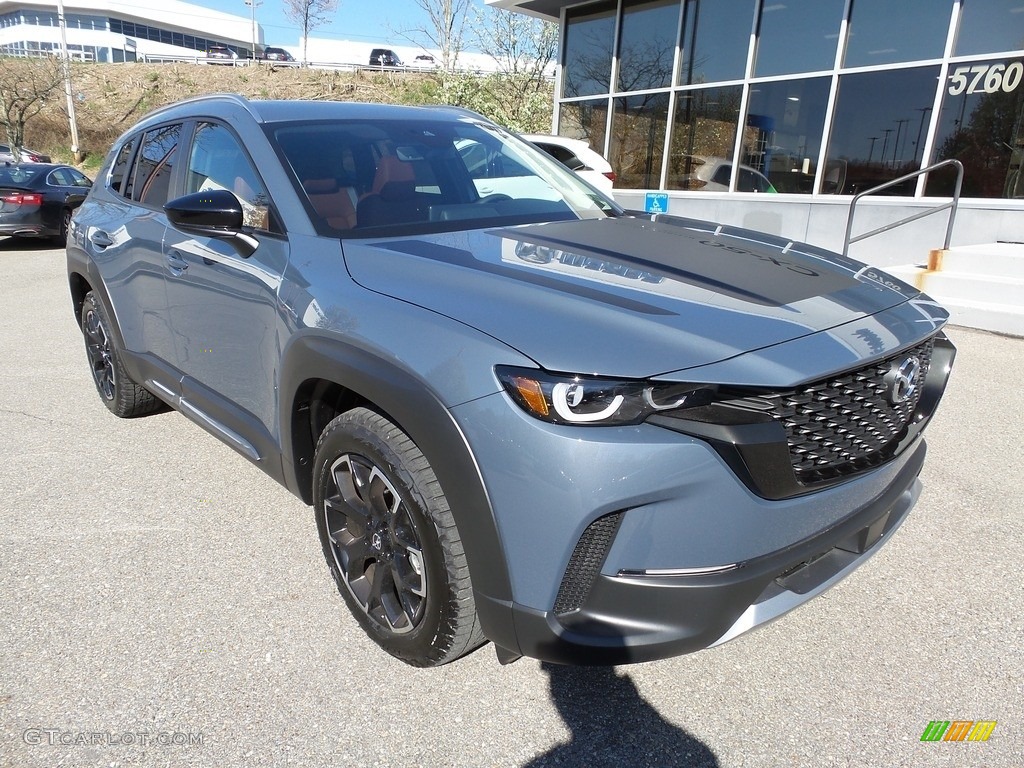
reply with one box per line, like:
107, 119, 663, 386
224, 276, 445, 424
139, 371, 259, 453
1, 239, 1021, 768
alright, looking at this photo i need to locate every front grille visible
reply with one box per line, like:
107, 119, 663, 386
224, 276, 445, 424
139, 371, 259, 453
761, 337, 936, 484
553, 512, 623, 615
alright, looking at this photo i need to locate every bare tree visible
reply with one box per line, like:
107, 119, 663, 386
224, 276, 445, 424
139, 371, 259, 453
283, 0, 339, 64
0, 56, 64, 157
399, 0, 473, 73
473, 5, 556, 82
464, 6, 557, 131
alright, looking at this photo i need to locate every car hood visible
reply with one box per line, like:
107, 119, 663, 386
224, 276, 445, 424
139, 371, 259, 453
341, 214, 929, 378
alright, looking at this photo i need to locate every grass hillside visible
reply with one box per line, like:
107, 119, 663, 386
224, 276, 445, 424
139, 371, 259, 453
14, 59, 554, 171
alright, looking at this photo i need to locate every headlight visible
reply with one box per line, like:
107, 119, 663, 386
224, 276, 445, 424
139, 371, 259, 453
496, 366, 716, 426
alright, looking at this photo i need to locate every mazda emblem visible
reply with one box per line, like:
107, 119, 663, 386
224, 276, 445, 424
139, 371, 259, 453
888, 356, 921, 404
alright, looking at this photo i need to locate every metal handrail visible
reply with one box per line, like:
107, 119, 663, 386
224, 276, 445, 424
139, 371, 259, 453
842, 159, 964, 258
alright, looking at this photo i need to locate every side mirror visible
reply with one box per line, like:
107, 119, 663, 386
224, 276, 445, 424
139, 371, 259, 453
165, 189, 258, 257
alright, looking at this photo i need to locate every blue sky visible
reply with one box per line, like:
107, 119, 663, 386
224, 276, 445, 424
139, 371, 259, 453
200, 0, 491, 48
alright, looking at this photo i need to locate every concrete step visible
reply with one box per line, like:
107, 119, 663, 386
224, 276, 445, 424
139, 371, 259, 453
910, 270, 1024, 307
932, 296, 1024, 337
930, 242, 1024, 278
886, 260, 1024, 336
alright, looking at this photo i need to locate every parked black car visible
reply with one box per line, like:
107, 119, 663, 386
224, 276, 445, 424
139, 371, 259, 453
260, 46, 295, 62
0, 163, 91, 244
368, 48, 403, 67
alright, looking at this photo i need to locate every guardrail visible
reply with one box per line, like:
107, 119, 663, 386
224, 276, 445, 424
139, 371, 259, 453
842, 159, 964, 258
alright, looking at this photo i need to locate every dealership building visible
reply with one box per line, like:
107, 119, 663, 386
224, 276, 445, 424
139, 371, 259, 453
0, 0, 261, 61
1, 0, 1019, 328
490, 0, 1024, 331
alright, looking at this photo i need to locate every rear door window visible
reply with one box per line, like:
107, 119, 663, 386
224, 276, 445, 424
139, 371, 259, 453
107, 138, 137, 196
128, 124, 182, 207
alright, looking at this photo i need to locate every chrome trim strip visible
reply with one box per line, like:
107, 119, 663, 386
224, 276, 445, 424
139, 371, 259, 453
618, 563, 740, 577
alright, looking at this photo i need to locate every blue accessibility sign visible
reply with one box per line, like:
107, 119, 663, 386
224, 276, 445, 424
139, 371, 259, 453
644, 192, 669, 214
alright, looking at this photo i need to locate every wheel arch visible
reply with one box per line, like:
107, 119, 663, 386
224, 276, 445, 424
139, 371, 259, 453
280, 332, 514, 604
67, 251, 129, 353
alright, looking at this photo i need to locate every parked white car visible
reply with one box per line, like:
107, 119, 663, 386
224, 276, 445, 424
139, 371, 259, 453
677, 155, 777, 193
521, 134, 616, 197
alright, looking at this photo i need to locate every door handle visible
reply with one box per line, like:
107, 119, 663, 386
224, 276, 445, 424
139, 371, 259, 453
166, 250, 189, 274
88, 230, 113, 248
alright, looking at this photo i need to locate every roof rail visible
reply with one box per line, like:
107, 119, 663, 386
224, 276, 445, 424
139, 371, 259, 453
136, 93, 260, 123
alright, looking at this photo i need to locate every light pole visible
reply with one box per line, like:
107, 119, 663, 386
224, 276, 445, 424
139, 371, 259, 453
892, 118, 909, 168
867, 136, 878, 166
245, 0, 261, 60
55, 0, 81, 161
879, 128, 893, 169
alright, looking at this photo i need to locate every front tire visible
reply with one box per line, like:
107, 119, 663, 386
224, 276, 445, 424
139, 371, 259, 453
80, 291, 162, 418
314, 407, 485, 666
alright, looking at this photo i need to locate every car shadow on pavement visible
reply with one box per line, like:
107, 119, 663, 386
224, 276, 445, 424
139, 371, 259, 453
524, 662, 720, 768
0, 236, 59, 251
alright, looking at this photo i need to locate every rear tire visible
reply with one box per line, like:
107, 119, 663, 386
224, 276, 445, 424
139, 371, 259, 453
80, 291, 162, 418
314, 407, 485, 666
54, 208, 71, 246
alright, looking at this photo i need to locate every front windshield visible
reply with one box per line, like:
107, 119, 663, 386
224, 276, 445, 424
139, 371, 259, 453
270, 117, 619, 237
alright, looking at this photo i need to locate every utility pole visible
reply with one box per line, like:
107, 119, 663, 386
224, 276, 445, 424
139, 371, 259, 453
245, 0, 261, 60
56, 0, 81, 161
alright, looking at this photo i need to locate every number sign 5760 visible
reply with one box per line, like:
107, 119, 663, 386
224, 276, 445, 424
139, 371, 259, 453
948, 62, 1023, 96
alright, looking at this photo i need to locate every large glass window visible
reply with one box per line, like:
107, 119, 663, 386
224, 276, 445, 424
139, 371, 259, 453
559, 99, 610, 164
825, 66, 941, 195
677, 0, 756, 85
754, 0, 844, 77
744, 77, 831, 193
610, 93, 671, 188
956, 0, 1024, 56
563, 1, 617, 98
844, 0, 952, 68
928, 56, 1024, 198
617, 0, 679, 93
666, 85, 743, 189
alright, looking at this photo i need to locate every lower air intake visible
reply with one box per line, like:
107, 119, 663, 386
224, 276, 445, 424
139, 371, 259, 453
553, 511, 623, 615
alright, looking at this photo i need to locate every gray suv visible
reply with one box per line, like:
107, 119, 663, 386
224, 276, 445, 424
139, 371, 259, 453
67, 95, 955, 667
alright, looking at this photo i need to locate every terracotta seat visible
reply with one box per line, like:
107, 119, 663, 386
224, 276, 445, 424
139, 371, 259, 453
356, 156, 423, 228
303, 178, 358, 230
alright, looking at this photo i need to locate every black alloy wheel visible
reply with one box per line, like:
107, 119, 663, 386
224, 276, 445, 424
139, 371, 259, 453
324, 452, 428, 634
80, 291, 162, 418
314, 407, 485, 666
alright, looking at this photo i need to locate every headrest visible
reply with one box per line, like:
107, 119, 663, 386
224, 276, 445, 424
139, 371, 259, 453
371, 156, 416, 194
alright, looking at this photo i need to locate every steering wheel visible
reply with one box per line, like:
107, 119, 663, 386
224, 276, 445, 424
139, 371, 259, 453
476, 194, 512, 205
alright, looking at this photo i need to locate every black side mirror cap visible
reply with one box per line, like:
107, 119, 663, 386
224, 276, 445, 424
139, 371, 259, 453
165, 189, 257, 257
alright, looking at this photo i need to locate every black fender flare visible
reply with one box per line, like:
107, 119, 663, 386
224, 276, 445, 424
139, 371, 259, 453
279, 331, 514, 606
66, 249, 131, 361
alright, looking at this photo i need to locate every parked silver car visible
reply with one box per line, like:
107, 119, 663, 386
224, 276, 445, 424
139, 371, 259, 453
67, 96, 954, 667
0, 143, 51, 164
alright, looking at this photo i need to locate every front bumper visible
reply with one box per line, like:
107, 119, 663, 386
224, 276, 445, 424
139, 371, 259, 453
486, 441, 922, 664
